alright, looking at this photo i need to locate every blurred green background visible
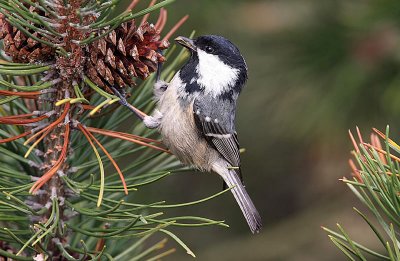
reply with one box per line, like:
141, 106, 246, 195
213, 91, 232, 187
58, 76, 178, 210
130, 0, 400, 260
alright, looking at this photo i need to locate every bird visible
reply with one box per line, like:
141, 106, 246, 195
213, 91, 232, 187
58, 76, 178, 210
112, 35, 262, 233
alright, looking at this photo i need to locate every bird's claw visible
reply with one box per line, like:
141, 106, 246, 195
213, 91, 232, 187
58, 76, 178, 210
110, 86, 128, 105
109, 86, 147, 121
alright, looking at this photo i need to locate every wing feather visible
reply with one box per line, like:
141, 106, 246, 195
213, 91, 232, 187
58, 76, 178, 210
193, 99, 241, 169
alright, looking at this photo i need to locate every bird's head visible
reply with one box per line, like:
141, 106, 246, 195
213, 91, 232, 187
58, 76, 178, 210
175, 35, 247, 98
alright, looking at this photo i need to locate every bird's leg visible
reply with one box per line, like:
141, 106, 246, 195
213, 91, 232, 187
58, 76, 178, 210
111, 54, 167, 127
156, 52, 163, 82
110, 86, 147, 121
111, 86, 162, 129
154, 50, 169, 100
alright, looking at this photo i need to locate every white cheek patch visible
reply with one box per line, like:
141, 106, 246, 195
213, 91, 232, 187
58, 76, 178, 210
196, 49, 239, 97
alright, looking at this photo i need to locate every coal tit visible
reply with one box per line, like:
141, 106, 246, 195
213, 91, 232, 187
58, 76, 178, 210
115, 35, 262, 233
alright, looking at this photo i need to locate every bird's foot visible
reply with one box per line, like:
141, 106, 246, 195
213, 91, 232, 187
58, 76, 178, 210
110, 86, 147, 121
110, 86, 127, 104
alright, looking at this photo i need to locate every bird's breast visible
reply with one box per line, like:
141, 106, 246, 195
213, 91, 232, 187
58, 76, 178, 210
156, 79, 219, 170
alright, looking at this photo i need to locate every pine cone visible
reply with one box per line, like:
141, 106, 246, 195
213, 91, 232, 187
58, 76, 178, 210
87, 21, 169, 88
0, 4, 170, 92
0, 12, 55, 63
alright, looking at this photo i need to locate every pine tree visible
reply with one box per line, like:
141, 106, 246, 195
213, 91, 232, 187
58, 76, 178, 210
0, 0, 227, 259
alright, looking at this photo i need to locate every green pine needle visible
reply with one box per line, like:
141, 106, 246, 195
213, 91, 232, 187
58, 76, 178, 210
325, 126, 400, 260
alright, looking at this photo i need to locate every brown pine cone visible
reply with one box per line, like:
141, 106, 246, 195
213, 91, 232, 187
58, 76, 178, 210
0, 12, 55, 63
87, 21, 169, 88
0, 1, 177, 94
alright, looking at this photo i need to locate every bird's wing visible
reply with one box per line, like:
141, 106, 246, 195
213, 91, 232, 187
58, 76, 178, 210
193, 96, 241, 170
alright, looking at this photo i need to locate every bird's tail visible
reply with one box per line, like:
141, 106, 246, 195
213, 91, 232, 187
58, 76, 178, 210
221, 169, 262, 233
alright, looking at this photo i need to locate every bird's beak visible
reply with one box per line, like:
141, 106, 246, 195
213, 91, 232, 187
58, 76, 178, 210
175, 36, 197, 52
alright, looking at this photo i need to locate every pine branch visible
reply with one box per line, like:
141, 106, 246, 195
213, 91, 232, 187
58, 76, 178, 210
0, 0, 226, 259
325, 126, 400, 260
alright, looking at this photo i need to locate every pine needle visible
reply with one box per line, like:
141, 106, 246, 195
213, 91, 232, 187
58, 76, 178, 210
78, 124, 105, 207
84, 127, 128, 195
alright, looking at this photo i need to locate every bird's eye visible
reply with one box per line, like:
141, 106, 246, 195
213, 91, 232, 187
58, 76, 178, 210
205, 46, 214, 53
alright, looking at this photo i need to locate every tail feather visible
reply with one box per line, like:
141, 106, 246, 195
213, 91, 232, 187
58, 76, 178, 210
223, 169, 262, 233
